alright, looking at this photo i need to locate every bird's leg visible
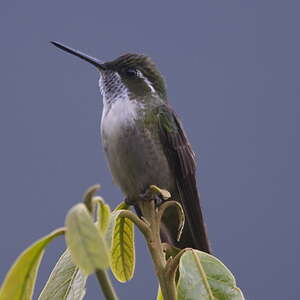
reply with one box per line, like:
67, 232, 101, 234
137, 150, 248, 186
124, 187, 163, 206
139, 187, 164, 207
124, 196, 136, 206
124, 192, 161, 207
139, 187, 154, 201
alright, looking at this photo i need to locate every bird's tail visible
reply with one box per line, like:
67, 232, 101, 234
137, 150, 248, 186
134, 180, 211, 253
175, 177, 210, 252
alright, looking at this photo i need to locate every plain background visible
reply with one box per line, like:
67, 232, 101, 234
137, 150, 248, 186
1, 1, 299, 299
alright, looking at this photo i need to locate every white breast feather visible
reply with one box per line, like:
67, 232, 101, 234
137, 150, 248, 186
101, 96, 140, 140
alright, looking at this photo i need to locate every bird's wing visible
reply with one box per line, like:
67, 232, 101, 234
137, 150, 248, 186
156, 104, 210, 252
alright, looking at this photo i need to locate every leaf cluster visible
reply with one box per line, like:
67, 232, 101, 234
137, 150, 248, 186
0, 185, 245, 300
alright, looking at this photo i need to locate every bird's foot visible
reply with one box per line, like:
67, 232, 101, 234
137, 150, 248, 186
124, 197, 136, 206
139, 185, 171, 207
139, 190, 162, 207
124, 193, 161, 206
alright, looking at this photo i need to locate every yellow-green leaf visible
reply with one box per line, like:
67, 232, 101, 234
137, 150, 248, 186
110, 211, 135, 282
105, 202, 129, 249
83, 184, 100, 214
94, 197, 111, 235
113, 201, 129, 212
156, 286, 164, 300
159, 201, 185, 243
0, 228, 64, 300
38, 249, 87, 300
172, 201, 185, 242
65, 203, 109, 275
177, 249, 245, 300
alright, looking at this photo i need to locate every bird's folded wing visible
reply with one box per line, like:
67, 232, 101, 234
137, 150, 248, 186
156, 105, 210, 252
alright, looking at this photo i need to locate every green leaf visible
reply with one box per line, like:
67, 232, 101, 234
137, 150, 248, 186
38, 249, 87, 300
172, 202, 185, 242
177, 249, 245, 300
65, 203, 109, 275
83, 184, 100, 214
94, 197, 111, 235
105, 202, 127, 250
0, 228, 64, 300
113, 201, 129, 212
108, 209, 135, 283
105, 202, 129, 250
159, 201, 185, 243
156, 286, 164, 300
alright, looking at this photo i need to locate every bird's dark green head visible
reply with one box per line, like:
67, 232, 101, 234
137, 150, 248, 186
50, 41, 167, 104
103, 53, 167, 101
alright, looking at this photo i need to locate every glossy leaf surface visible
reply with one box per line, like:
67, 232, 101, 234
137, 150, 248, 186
177, 250, 245, 300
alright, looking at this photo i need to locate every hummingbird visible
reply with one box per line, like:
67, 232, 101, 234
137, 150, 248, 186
51, 41, 210, 253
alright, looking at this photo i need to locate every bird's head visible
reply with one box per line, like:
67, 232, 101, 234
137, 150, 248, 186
51, 42, 167, 105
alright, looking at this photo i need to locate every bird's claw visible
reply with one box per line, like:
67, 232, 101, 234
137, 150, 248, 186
139, 185, 171, 207
124, 197, 136, 206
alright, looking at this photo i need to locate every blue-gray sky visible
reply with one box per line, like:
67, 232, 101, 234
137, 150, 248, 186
1, 1, 299, 299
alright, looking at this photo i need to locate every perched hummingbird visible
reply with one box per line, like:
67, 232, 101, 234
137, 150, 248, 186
51, 41, 210, 253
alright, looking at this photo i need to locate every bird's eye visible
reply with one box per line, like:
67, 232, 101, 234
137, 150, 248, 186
125, 68, 138, 77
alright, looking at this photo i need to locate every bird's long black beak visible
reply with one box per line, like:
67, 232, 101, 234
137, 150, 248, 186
50, 41, 105, 70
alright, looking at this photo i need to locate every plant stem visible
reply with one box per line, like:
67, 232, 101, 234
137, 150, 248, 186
95, 269, 119, 300
140, 200, 177, 300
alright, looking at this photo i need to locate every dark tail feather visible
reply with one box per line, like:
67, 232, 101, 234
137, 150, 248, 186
173, 177, 211, 253
134, 179, 210, 253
